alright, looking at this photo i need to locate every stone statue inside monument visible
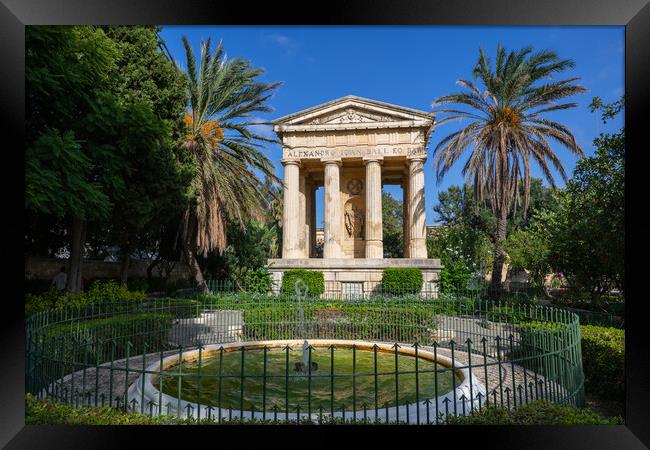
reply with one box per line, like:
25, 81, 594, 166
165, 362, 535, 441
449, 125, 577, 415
344, 203, 365, 239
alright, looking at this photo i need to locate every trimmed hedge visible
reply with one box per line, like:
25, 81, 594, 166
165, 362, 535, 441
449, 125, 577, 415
280, 269, 324, 296
381, 268, 423, 295
36, 312, 175, 365
241, 304, 438, 343
580, 325, 624, 402
447, 400, 622, 425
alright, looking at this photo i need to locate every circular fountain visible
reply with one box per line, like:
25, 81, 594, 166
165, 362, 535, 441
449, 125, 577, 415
27, 279, 585, 424
127, 339, 480, 422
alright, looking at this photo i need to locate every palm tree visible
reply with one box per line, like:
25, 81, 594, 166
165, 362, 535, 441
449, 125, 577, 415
178, 36, 281, 291
431, 45, 586, 298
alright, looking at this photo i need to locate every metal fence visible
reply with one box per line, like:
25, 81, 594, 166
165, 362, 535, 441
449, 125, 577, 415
26, 291, 585, 424
205, 279, 623, 328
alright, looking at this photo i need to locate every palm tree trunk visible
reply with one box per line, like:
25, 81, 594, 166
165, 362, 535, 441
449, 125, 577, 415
67, 216, 86, 294
182, 241, 208, 293
489, 208, 508, 301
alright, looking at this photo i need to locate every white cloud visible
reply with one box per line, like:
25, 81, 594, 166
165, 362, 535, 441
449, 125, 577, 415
249, 118, 276, 139
263, 33, 300, 55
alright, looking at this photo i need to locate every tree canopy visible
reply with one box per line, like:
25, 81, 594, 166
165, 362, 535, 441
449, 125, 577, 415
537, 97, 624, 300
25, 26, 195, 291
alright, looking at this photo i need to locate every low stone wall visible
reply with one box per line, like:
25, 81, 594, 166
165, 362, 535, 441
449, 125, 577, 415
25, 256, 192, 282
267, 258, 442, 297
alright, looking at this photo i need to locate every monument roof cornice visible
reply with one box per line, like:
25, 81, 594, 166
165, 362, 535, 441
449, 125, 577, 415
273, 95, 435, 134
275, 119, 433, 134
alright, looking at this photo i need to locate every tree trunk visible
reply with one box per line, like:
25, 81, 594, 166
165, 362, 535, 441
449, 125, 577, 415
119, 249, 130, 287
182, 241, 208, 293
67, 216, 87, 294
489, 208, 508, 301
146, 256, 160, 285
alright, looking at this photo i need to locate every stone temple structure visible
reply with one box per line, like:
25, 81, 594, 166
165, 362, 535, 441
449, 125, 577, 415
268, 96, 442, 296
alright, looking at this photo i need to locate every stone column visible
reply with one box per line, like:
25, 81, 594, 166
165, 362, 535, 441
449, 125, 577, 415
402, 176, 410, 258
364, 158, 383, 258
309, 185, 317, 257
281, 159, 301, 258
408, 157, 427, 258
323, 159, 342, 258
298, 172, 308, 257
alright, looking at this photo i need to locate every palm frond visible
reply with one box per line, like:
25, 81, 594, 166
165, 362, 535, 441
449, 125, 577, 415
179, 37, 280, 256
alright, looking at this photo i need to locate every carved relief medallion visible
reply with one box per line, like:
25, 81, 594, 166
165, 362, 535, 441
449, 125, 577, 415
347, 178, 363, 195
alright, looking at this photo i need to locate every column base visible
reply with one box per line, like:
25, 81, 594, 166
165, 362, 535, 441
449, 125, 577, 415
323, 242, 341, 259
365, 240, 384, 259
409, 238, 428, 258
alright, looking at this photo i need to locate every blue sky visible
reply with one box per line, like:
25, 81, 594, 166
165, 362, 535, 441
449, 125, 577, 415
160, 26, 624, 226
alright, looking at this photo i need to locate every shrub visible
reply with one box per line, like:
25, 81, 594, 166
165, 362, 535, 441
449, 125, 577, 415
512, 321, 571, 373
83, 280, 146, 303
381, 268, 423, 295
25, 289, 67, 316
26, 396, 621, 426
447, 400, 622, 425
438, 260, 472, 294
26, 394, 181, 425
25, 280, 147, 316
280, 269, 324, 296
580, 325, 624, 402
242, 267, 273, 294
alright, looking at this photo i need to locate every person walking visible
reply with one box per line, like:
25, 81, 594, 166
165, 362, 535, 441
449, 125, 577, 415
51, 266, 67, 292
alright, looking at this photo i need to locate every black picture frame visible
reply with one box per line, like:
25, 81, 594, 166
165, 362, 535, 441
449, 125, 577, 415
3, 0, 648, 448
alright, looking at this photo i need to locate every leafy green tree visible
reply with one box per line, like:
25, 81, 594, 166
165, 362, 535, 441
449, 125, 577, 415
25, 26, 194, 293
428, 178, 556, 288
431, 44, 586, 298
26, 26, 120, 293
433, 184, 487, 228
427, 224, 493, 276
97, 26, 194, 285
222, 220, 280, 285
538, 97, 624, 303
503, 224, 551, 292
382, 191, 404, 258
178, 37, 281, 291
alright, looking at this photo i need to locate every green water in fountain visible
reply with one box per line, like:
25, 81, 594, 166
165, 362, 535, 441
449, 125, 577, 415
156, 347, 459, 411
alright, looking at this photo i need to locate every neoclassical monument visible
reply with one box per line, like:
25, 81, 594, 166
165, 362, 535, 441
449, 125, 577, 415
268, 96, 442, 295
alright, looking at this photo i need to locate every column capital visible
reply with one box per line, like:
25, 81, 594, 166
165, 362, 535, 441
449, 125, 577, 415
321, 157, 342, 166
281, 158, 302, 167
407, 155, 427, 163
362, 156, 384, 165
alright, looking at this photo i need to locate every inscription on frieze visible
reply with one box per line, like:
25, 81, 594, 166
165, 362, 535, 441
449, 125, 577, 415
283, 146, 426, 159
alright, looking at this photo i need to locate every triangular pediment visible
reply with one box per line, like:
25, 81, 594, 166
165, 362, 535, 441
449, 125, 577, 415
273, 95, 434, 126
301, 107, 401, 125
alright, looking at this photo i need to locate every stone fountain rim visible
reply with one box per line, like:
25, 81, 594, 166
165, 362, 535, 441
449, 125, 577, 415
128, 339, 486, 422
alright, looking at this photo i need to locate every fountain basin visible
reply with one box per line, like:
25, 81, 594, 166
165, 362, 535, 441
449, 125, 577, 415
128, 339, 485, 423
